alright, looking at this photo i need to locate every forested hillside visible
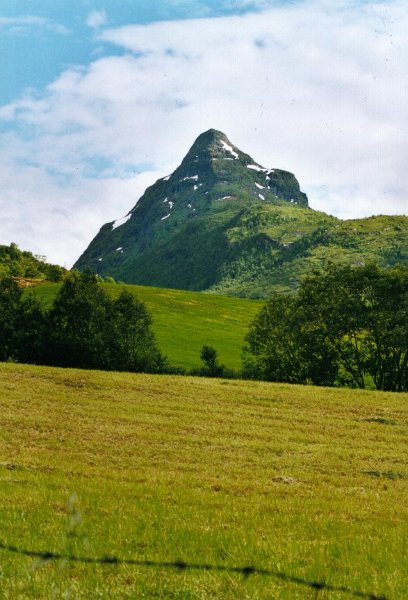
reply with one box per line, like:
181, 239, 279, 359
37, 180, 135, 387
0, 243, 66, 283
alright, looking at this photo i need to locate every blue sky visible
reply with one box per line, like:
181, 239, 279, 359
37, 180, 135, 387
0, 0, 276, 104
1, 0, 407, 266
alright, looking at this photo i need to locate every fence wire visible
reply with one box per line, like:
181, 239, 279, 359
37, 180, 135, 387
0, 541, 387, 599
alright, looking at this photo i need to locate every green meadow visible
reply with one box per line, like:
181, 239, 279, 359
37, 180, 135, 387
1, 363, 407, 599
28, 283, 263, 371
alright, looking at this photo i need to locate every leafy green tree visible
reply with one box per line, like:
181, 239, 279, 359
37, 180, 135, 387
0, 277, 22, 361
14, 295, 48, 364
47, 272, 165, 373
47, 270, 110, 369
45, 264, 66, 283
298, 266, 369, 388
362, 264, 407, 391
243, 264, 408, 391
295, 312, 339, 387
199, 345, 225, 377
243, 263, 407, 391
242, 294, 309, 384
299, 263, 407, 391
0, 243, 67, 282
106, 290, 165, 373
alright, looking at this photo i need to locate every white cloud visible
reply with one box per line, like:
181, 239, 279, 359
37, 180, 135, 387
0, 15, 69, 35
0, 157, 162, 267
0, 1, 407, 265
86, 10, 108, 29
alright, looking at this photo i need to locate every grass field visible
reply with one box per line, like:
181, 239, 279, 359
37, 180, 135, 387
29, 283, 263, 372
0, 363, 407, 599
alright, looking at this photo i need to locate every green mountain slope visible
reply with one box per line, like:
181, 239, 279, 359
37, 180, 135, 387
74, 130, 407, 297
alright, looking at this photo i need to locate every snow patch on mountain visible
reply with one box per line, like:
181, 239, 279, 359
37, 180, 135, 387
248, 164, 267, 172
112, 213, 132, 230
220, 140, 239, 159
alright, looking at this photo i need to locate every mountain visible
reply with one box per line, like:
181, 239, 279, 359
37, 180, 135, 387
74, 129, 408, 297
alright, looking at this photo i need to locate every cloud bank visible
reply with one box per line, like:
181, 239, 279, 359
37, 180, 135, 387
1, 1, 407, 266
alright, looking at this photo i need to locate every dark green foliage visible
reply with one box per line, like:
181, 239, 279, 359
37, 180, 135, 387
299, 263, 408, 391
0, 270, 165, 374
242, 293, 337, 385
45, 264, 66, 283
242, 295, 305, 383
199, 345, 225, 377
105, 290, 165, 373
46, 271, 165, 372
243, 263, 408, 391
47, 270, 111, 369
0, 278, 22, 360
14, 295, 48, 365
190, 345, 231, 378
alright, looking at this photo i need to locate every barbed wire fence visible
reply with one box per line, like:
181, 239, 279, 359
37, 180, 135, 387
0, 541, 388, 599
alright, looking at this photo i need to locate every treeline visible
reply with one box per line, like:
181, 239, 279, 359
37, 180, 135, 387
0, 270, 165, 373
0, 243, 67, 282
243, 263, 407, 392
0, 261, 406, 390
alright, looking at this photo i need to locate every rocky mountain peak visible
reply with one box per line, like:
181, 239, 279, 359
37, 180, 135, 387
178, 128, 254, 172
74, 130, 311, 290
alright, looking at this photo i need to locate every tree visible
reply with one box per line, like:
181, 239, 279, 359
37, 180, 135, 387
47, 272, 165, 373
362, 264, 407, 391
106, 290, 165, 373
46, 264, 66, 283
299, 263, 408, 391
47, 270, 110, 369
244, 263, 407, 391
199, 345, 225, 377
242, 294, 310, 384
298, 265, 369, 388
0, 277, 22, 361
14, 295, 48, 365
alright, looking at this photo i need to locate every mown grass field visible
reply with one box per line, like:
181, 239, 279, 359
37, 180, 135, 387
29, 283, 263, 371
1, 363, 407, 599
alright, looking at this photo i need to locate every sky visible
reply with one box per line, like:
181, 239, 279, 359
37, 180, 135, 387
1, 0, 407, 267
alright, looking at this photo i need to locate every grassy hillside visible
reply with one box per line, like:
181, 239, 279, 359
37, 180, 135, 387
209, 209, 408, 297
29, 283, 263, 371
0, 363, 407, 599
